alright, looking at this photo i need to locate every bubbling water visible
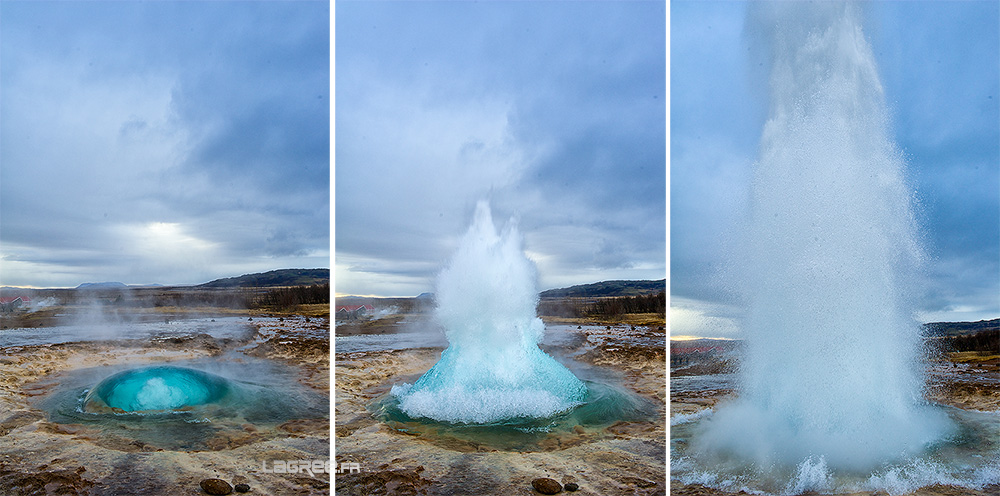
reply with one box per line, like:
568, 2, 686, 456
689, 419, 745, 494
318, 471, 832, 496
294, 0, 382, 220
391, 201, 587, 424
696, 2, 954, 473
38, 358, 329, 451
84, 366, 230, 413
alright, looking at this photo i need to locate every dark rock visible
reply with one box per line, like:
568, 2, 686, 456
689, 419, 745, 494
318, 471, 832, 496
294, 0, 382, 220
234, 483, 250, 493
565, 482, 579, 491
532, 477, 562, 494
200, 478, 233, 495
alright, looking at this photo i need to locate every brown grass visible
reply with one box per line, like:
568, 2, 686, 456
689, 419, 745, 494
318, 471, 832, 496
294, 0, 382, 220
249, 303, 329, 318
540, 312, 665, 327
948, 351, 1000, 364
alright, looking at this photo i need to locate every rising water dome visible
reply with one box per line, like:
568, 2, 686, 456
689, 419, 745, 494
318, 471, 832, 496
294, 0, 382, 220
84, 366, 231, 413
696, 2, 953, 472
392, 201, 587, 424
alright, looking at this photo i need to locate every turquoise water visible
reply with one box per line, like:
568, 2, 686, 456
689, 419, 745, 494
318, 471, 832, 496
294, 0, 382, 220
392, 202, 588, 423
85, 366, 231, 412
373, 380, 656, 451
36, 359, 328, 450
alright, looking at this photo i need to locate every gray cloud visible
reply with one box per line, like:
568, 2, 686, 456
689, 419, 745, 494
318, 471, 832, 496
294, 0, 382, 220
336, 1, 665, 296
0, 1, 329, 287
671, 1, 999, 336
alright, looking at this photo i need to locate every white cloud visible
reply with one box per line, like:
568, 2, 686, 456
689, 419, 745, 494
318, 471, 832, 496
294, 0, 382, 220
670, 296, 742, 339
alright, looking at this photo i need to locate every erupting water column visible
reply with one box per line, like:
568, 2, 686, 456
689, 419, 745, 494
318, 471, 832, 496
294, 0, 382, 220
392, 201, 587, 424
698, 3, 953, 473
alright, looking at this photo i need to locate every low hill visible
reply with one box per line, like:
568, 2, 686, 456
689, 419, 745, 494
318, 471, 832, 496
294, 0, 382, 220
198, 269, 329, 288
923, 318, 1000, 337
76, 282, 129, 290
540, 279, 665, 298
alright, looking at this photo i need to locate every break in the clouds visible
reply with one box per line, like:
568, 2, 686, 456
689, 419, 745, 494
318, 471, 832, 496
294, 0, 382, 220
0, 1, 329, 287
336, 1, 666, 297
671, 1, 1000, 336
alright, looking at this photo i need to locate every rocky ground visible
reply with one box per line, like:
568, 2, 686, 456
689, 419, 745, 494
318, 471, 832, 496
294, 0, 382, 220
926, 355, 1000, 412
334, 319, 667, 495
668, 352, 1000, 496
0, 315, 331, 495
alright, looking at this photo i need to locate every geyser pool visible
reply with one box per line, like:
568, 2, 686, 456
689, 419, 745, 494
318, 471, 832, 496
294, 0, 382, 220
37, 357, 328, 451
669, 2, 995, 493
391, 201, 587, 424
375, 378, 654, 451
84, 366, 230, 413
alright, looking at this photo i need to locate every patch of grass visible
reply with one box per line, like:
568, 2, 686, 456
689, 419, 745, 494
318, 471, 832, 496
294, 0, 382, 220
250, 303, 329, 319
0, 308, 62, 328
142, 306, 248, 316
294, 304, 330, 319
948, 351, 1000, 364
540, 312, 665, 327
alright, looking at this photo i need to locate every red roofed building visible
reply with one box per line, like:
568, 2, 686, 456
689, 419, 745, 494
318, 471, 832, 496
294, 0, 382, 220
0, 296, 30, 313
670, 345, 727, 367
335, 304, 374, 320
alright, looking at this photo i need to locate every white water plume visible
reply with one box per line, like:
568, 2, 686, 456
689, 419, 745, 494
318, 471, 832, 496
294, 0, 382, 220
697, 2, 954, 472
392, 201, 586, 423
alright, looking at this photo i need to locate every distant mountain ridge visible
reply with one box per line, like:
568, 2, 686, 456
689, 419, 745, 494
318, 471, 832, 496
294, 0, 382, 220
197, 268, 329, 288
540, 279, 665, 298
76, 282, 129, 289
923, 318, 1000, 337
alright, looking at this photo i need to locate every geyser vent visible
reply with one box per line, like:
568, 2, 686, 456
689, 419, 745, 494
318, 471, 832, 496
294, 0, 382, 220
84, 366, 231, 413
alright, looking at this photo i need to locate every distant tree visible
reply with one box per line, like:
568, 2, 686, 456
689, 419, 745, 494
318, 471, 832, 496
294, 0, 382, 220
947, 329, 1000, 353
586, 291, 665, 317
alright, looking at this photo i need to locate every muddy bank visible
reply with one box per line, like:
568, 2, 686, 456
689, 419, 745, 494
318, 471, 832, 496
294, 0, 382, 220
0, 316, 330, 495
334, 324, 666, 495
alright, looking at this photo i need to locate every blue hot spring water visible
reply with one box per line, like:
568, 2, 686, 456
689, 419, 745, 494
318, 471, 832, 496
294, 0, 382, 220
84, 366, 230, 413
672, 3, 998, 494
391, 201, 588, 424
38, 359, 328, 451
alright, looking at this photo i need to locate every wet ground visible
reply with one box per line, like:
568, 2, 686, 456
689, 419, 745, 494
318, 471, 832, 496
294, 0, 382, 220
334, 317, 667, 495
0, 314, 331, 495
669, 353, 1000, 496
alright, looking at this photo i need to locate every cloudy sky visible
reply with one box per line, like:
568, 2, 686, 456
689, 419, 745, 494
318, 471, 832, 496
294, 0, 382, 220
336, 1, 666, 297
672, 1, 1000, 337
0, 1, 329, 288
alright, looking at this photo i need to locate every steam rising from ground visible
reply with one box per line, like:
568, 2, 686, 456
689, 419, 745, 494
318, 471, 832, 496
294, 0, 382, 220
697, 2, 953, 471
392, 201, 586, 423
